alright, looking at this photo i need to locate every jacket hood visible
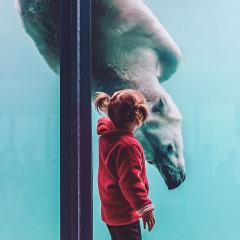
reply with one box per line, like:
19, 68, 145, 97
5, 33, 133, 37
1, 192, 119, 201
97, 116, 134, 137
97, 116, 114, 135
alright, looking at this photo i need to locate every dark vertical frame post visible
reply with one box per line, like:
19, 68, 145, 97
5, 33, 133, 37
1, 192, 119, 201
60, 0, 72, 238
60, 0, 92, 239
79, 0, 92, 239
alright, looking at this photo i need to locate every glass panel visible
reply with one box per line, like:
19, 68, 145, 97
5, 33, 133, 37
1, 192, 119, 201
93, 0, 240, 239
0, 1, 59, 239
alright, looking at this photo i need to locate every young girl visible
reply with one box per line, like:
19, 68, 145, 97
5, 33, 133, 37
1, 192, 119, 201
95, 89, 155, 240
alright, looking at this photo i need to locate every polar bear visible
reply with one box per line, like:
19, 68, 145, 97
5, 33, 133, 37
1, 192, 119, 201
17, 0, 186, 189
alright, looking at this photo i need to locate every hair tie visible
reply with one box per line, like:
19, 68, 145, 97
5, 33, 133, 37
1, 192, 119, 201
105, 95, 111, 102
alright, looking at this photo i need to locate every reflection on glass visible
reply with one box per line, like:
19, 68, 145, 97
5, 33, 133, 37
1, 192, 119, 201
0, 1, 59, 239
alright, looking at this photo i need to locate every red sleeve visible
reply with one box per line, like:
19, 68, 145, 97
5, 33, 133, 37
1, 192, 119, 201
115, 145, 154, 216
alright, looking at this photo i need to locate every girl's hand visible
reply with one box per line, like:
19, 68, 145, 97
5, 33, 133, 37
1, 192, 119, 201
142, 209, 155, 232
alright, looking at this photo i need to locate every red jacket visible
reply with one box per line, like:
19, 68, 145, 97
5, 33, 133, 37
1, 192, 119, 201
97, 116, 154, 226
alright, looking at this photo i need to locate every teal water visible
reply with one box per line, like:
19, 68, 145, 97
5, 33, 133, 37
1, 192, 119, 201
0, 1, 60, 239
1, 0, 240, 239
93, 0, 240, 239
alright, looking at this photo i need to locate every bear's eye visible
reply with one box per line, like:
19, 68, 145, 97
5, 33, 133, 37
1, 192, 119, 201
165, 144, 174, 154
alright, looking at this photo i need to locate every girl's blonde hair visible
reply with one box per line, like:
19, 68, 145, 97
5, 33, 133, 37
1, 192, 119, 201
94, 89, 150, 128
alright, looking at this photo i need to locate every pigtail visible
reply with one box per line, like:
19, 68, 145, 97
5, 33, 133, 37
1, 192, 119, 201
94, 91, 112, 114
